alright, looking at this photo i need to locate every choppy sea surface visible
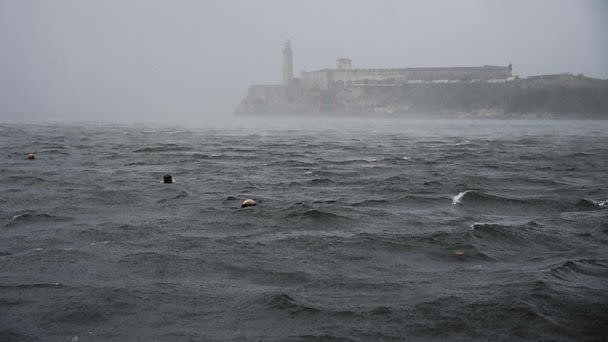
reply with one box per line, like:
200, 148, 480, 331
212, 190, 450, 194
1, 119, 607, 341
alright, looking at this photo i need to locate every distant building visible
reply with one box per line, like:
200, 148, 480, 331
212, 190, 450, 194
263, 41, 513, 91
237, 41, 517, 114
238, 42, 607, 116
301, 61, 513, 90
336, 58, 352, 70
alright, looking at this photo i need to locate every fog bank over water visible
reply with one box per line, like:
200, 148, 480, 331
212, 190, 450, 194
8, 118, 607, 139
1, 0, 607, 123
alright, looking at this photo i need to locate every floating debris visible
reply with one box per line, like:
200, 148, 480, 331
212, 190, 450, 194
453, 250, 465, 257
241, 199, 256, 208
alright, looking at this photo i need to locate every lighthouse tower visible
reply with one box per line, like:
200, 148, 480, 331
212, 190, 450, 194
282, 40, 293, 85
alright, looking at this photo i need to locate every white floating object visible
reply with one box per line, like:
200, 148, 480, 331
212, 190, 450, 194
241, 199, 256, 208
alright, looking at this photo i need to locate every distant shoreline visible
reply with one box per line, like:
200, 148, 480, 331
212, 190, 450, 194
238, 41, 608, 119
236, 110, 608, 120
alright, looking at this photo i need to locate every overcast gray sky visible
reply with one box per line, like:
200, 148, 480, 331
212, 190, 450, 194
1, 0, 606, 122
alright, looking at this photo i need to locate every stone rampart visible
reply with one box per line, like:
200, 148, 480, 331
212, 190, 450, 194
301, 65, 512, 89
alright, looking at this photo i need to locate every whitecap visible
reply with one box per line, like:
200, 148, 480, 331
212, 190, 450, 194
452, 190, 471, 205
582, 198, 608, 207
90, 241, 109, 246
470, 222, 488, 230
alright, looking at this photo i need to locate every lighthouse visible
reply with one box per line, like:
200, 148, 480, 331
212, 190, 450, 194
282, 40, 293, 85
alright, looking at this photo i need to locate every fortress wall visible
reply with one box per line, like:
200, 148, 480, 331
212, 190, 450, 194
300, 66, 512, 89
333, 67, 511, 83
247, 85, 286, 100
300, 71, 331, 89
237, 84, 289, 114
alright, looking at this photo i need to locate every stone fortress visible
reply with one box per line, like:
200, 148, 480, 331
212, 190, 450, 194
237, 41, 606, 117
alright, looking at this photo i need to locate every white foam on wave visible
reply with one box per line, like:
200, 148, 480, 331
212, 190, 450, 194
584, 199, 608, 207
90, 240, 109, 246
452, 190, 471, 205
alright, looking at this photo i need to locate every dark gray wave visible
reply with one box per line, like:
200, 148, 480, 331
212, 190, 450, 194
0, 121, 607, 341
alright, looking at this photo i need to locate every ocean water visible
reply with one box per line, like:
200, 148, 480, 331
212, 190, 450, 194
1, 119, 607, 341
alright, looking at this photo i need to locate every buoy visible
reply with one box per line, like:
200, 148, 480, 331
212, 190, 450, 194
27, 153, 35, 160
163, 174, 172, 184
241, 199, 256, 208
453, 250, 465, 257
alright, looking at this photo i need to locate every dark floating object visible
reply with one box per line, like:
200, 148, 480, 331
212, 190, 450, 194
163, 174, 172, 184
241, 199, 256, 208
27, 153, 35, 160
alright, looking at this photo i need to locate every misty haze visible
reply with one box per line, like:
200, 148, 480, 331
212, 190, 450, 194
1, 1, 607, 341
